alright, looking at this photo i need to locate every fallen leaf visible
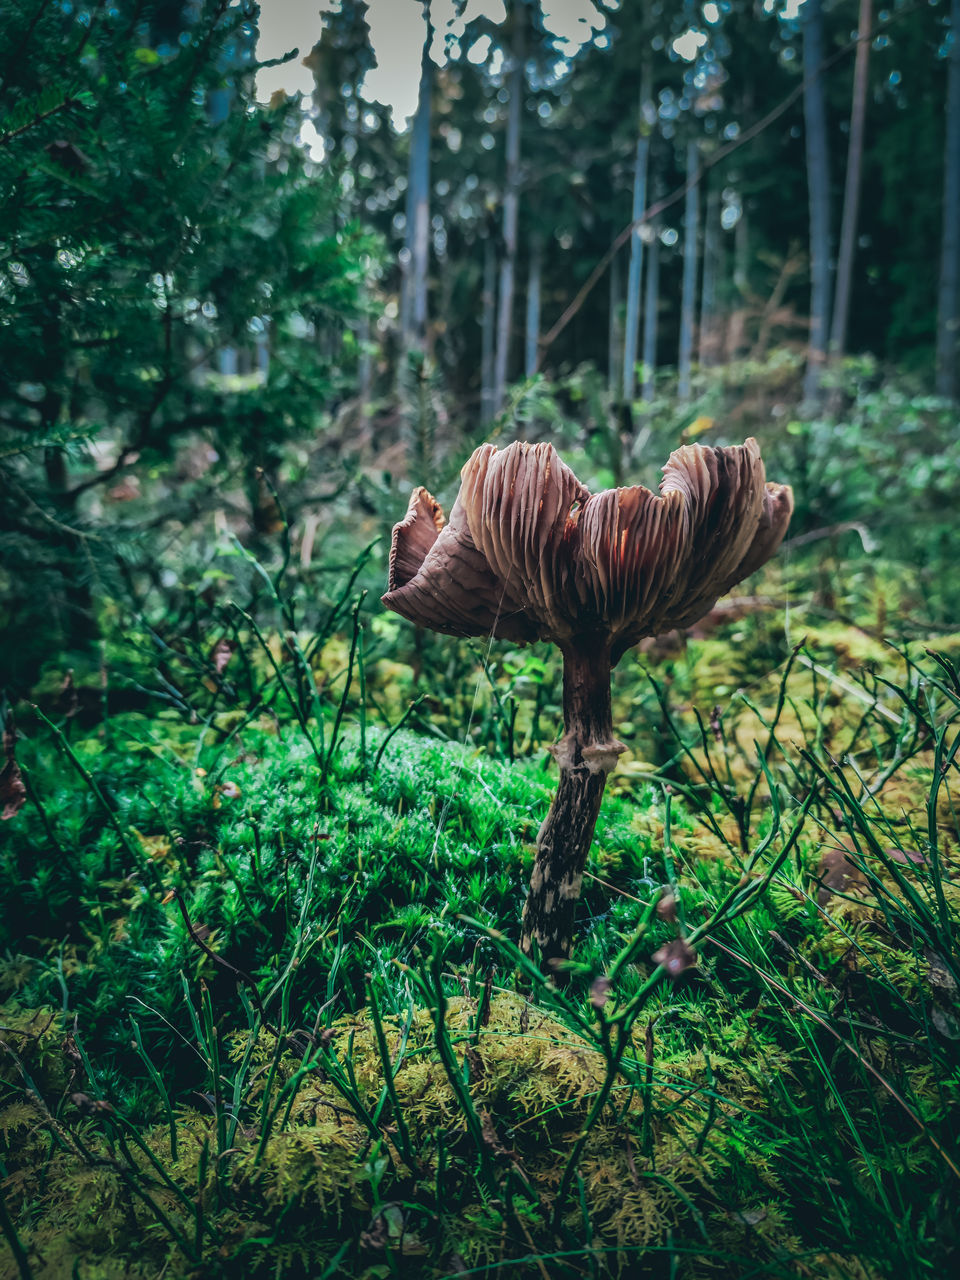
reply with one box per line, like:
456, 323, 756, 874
0, 726, 26, 820
589, 975, 612, 1009
70, 1092, 114, 1115
816, 841, 869, 907
887, 847, 925, 865
0, 760, 26, 820
925, 948, 958, 993
211, 638, 235, 674
732, 1207, 768, 1227
656, 890, 678, 922
479, 1108, 511, 1155
360, 1203, 407, 1252
683, 415, 714, 439
932, 1005, 960, 1040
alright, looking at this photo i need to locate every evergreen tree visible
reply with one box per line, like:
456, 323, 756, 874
0, 0, 368, 684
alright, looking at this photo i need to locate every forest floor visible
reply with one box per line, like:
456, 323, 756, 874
2, 579, 959, 1279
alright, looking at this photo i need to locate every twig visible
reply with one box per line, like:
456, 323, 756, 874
167, 888, 267, 1023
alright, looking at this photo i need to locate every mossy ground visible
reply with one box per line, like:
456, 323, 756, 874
1, 621, 958, 1278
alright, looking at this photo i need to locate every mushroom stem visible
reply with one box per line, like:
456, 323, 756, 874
521, 638, 625, 969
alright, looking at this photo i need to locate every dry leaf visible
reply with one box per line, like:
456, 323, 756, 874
589, 975, 612, 1009
816, 841, 869, 906
887, 847, 925, 866
211, 638, 235, 675
479, 1108, 509, 1154
0, 760, 26, 821
656, 891, 678, 922
1, 726, 26, 821
925, 948, 958, 993
70, 1092, 114, 1115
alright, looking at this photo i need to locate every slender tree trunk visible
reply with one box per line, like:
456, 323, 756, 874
733, 203, 749, 299
802, 0, 832, 401
699, 184, 721, 368
401, 8, 433, 359
608, 244, 621, 400
521, 639, 624, 968
525, 232, 541, 378
481, 235, 496, 422
726, 84, 754, 361
830, 0, 872, 361
622, 128, 650, 402
409, 45, 432, 348
358, 298, 372, 406
678, 141, 699, 401
493, 4, 524, 413
728, 202, 749, 360
937, 0, 960, 398
642, 217, 660, 401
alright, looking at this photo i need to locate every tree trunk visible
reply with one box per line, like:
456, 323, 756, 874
493, 3, 524, 413
802, 0, 832, 402
733, 203, 749, 299
727, 82, 753, 362
481, 235, 496, 422
728, 202, 749, 360
521, 640, 624, 968
525, 232, 541, 378
622, 129, 650, 402
401, 8, 433, 359
699, 183, 721, 368
937, 0, 960, 398
642, 216, 660, 401
608, 243, 621, 400
357, 296, 372, 407
678, 141, 699, 401
830, 0, 872, 362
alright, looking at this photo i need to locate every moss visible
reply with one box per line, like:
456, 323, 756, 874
3, 642, 959, 1276
0, 1003, 68, 1093
4, 993, 813, 1278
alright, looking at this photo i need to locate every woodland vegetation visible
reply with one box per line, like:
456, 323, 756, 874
1, 0, 959, 1277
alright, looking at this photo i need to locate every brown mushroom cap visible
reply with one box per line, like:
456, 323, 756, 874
385, 486, 539, 644
382, 438, 793, 661
387, 487, 445, 592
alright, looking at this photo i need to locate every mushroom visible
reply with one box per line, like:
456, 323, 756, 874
382, 438, 793, 968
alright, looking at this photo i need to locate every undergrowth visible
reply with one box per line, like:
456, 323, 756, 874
1, 579, 959, 1277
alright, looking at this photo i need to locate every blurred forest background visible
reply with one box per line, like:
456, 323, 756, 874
1, 0, 958, 694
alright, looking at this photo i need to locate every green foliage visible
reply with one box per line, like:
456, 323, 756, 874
0, 0, 376, 683
1, 599, 959, 1276
497, 356, 960, 627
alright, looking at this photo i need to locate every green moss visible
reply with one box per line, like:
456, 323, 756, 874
3, 995, 811, 1278
2, 643, 958, 1276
